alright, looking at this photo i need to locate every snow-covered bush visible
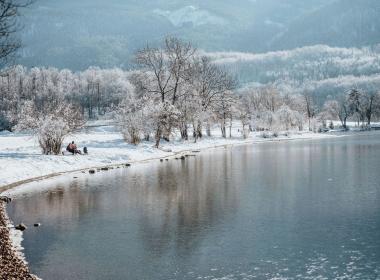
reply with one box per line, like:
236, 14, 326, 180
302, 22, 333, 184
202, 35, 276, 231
17, 100, 84, 155
120, 115, 143, 144
260, 131, 271, 138
275, 105, 294, 131
117, 99, 144, 145
38, 117, 68, 155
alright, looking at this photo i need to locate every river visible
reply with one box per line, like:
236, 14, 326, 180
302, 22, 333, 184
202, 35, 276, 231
7, 132, 380, 279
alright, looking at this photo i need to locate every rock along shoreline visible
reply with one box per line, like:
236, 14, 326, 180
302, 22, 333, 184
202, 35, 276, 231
0, 201, 37, 279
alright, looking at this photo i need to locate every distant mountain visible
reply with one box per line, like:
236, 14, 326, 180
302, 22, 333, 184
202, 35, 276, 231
269, 0, 380, 50
16, 0, 379, 70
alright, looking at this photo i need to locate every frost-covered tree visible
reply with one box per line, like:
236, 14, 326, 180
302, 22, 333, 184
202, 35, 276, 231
151, 101, 181, 147
360, 91, 380, 126
302, 91, 317, 131
236, 94, 252, 138
347, 88, 363, 126
190, 56, 237, 138
323, 97, 350, 129
0, 66, 133, 131
213, 90, 236, 138
133, 37, 196, 140
276, 105, 294, 131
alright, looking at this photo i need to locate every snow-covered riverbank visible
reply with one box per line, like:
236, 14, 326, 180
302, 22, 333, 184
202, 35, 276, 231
0, 123, 339, 192
0, 201, 37, 279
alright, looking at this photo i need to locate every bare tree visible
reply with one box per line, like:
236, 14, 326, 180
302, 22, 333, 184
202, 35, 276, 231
213, 90, 237, 138
0, 0, 33, 68
135, 46, 171, 103
347, 88, 361, 126
361, 92, 380, 126
134, 37, 196, 141
165, 37, 196, 105
302, 91, 317, 131
323, 94, 352, 130
261, 87, 280, 113
190, 56, 237, 138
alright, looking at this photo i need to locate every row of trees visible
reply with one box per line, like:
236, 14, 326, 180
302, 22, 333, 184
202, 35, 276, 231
236, 86, 380, 137
0, 66, 132, 131
1, 37, 379, 153
323, 89, 380, 129
118, 38, 380, 148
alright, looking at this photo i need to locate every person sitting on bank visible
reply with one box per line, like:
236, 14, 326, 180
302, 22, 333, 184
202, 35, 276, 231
66, 141, 82, 155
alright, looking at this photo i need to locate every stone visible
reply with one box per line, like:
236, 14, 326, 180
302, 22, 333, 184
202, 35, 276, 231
0, 196, 11, 204
89, 169, 96, 174
125, 163, 131, 167
15, 223, 27, 231
180, 156, 186, 160
34, 223, 41, 227
101, 167, 109, 171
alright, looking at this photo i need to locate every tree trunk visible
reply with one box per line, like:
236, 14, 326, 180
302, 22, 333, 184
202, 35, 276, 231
206, 122, 211, 137
155, 128, 161, 148
308, 117, 312, 132
196, 120, 202, 139
180, 123, 188, 140
193, 121, 197, 143
367, 110, 372, 126
162, 125, 171, 142
221, 119, 226, 138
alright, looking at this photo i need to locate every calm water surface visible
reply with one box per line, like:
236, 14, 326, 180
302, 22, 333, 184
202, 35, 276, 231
7, 133, 380, 279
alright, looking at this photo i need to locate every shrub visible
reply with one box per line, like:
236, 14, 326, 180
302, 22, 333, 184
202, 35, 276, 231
38, 117, 68, 155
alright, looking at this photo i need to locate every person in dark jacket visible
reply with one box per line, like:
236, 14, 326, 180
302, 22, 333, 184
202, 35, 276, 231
66, 141, 81, 155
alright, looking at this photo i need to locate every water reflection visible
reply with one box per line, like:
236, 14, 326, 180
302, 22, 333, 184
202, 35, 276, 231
6, 132, 380, 280
9, 152, 240, 262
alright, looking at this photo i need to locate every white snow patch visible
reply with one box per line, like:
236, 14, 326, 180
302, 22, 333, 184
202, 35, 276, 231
154, 6, 226, 27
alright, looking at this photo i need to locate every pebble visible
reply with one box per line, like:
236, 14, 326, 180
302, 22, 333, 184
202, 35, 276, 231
0, 203, 37, 279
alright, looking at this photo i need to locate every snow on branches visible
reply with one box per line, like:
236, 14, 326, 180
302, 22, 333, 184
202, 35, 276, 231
17, 100, 84, 154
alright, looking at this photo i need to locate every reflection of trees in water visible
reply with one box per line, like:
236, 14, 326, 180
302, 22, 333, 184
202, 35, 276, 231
137, 150, 240, 257
8, 150, 244, 262
10, 180, 102, 226
7, 179, 105, 269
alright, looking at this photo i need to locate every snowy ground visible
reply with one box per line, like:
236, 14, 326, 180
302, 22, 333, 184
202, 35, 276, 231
0, 121, 344, 191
